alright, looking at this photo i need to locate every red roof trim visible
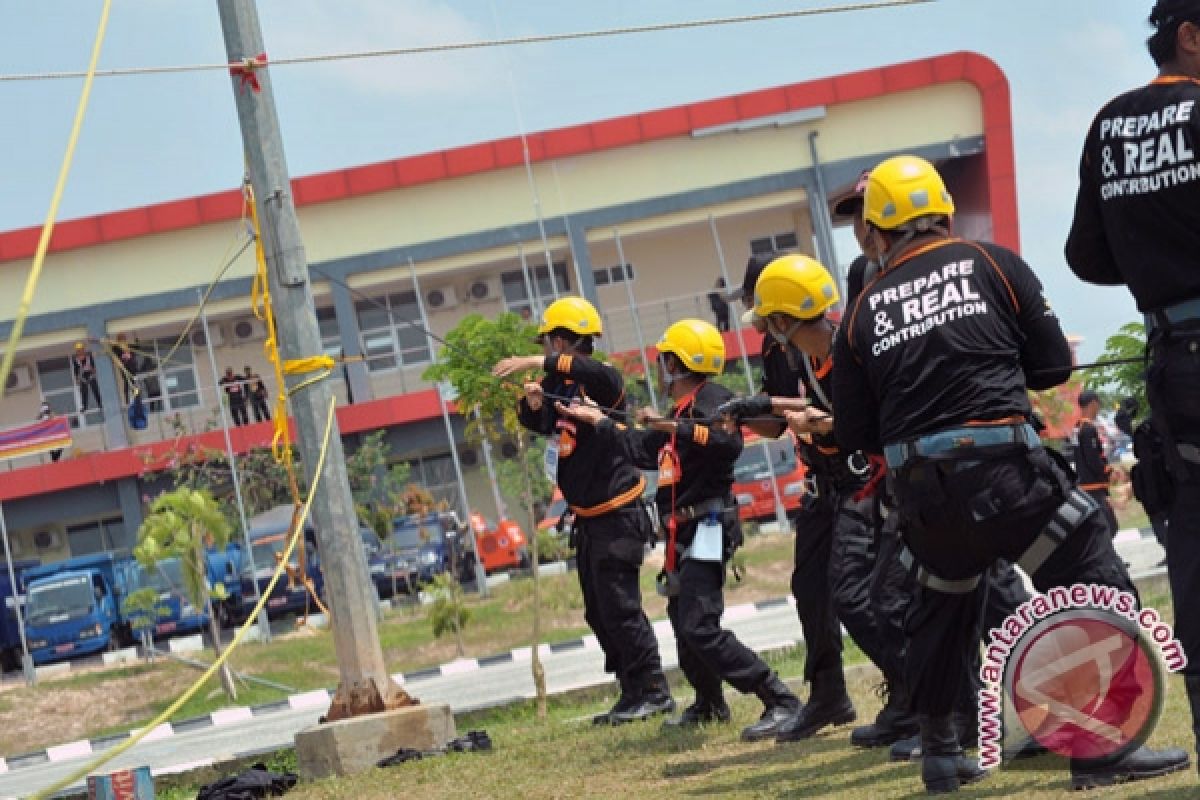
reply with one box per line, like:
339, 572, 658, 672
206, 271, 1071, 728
0, 51, 1017, 260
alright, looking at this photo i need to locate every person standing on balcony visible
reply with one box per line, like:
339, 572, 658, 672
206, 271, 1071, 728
244, 366, 271, 423
71, 341, 102, 413
220, 366, 249, 427
707, 277, 731, 332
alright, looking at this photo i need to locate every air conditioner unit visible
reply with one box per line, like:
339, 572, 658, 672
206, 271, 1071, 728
189, 324, 224, 349
33, 530, 61, 552
230, 317, 267, 343
4, 364, 33, 393
425, 285, 459, 311
466, 277, 501, 303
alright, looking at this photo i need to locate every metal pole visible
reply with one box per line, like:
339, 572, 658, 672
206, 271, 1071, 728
199, 296, 270, 643
217, 0, 402, 717
612, 228, 659, 411
475, 404, 508, 521
708, 215, 789, 531
0, 501, 34, 686
408, 259, 489, 597
517, 242, 542, 320
807, 131, 841, 293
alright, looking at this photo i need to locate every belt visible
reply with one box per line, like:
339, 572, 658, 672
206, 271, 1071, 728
884, 423, 1039, 470
663, 497, 731, 526
570, 475, 646, 518
1145, 296, 1200, 332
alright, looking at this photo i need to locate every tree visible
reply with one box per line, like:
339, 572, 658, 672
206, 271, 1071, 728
134, 487, 239, 700
427, 572, 470, 658
1086, 322, 1148, 418
495, 436, 553, 520
423, 311, 553, 717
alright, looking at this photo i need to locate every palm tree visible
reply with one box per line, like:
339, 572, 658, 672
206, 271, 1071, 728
137, 487, 238, 700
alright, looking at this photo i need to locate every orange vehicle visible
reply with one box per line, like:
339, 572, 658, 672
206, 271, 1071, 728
468, 512, 531, 573
732, 433, 809, 523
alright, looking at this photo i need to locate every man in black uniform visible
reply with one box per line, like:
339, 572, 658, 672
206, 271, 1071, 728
1066, 0, 1200, 766
494, 296, 673, 724
220, 366, 249, 427
1075, 390, 1119, 535
719, 254, 870, 743
837, 154, 1188, 792
557, 318, 801, 740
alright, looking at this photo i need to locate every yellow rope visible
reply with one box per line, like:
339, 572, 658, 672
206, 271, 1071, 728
0, 0, 113, 399
31, 396, 341, 800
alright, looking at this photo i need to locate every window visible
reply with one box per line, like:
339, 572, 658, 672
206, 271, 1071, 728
141, 336, 200, 414
66, 516, 128, 556
354, 291, 432, 373
500, 262, 571, 316
593, 263, 634, 287
749, 231, 799, 255
407, 454, 461, 515
316, 306, 342, 358
37, 356, 102, 429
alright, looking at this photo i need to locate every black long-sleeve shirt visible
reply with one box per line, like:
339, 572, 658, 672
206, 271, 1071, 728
517, 353, 643, 511
614, 380, 741, 546
1075, 419, 1110, 493
833, 238, 1072, 453
1065, 77, 1200, 312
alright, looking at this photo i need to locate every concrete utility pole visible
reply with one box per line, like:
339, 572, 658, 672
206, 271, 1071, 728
217, 0, 410, 720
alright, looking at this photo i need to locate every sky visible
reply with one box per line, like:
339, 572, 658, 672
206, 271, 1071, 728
0, 0, 1159, 360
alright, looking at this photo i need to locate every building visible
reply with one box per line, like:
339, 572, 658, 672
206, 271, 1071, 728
0, 51, 1017, 563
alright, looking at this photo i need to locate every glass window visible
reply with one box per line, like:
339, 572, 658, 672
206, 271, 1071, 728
66, 516, 122, 556
37, 356, 102, 428
316, 307, 341, 357
408, 453, 461, 515
354, 291, 431, 373
501, 262, 570, 316
750, 231, 799, 255
130, 336, 201, 415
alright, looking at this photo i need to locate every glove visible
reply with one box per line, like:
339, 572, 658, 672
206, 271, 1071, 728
716, 394, 773, 421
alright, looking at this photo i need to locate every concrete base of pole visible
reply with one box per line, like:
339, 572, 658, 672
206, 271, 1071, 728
295, 703, 455, 779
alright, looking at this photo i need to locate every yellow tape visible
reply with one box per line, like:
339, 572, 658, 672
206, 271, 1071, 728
32, 396, 341, 800
0, 0, 112, 398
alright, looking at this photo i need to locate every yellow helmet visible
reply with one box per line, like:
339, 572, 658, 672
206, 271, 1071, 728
863, 155, 955, 231
656, 319, 725, 375
753, 255, 839, 321
537, 296, 603, 336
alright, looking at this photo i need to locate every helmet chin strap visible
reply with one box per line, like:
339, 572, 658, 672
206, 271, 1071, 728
768, 317, 806, 368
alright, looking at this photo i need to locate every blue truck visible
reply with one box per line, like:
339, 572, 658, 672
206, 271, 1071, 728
0, 559, 40, 672
21, 553, 138, 665
127, 544, 245, 638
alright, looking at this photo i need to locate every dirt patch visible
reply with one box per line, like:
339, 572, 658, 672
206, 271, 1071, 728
0, 666, 193, 756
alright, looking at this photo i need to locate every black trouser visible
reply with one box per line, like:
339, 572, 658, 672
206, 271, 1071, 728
229, 401, 249, 426
895, 447, 1133, 716
830, 491, 892, 678
791, 479, 843, 683
251, 395, 270, 422
668, 556, 770, 700
575, 509, 665, 697
1147, 328, 1200, 689
78, 376, 101, 411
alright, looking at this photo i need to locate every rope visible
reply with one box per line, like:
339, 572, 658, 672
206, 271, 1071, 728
0, 0, 112, 399
0, 1, 935, 83
31, 396, 340, 800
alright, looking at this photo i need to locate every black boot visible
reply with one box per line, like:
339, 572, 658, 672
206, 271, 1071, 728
741, 672, 802, 742
663, 695, 732, 729
1070, 745, 1190, 789
951, 710, 978, 750
610, 675, 675, 725
920, 714, 986, 794
593, 690, 640, 725
775, 669, 856, 742
852, 681, 919, 748
891, 733, 921, 761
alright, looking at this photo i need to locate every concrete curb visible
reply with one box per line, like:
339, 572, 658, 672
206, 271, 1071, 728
5, 532, 1166, 775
